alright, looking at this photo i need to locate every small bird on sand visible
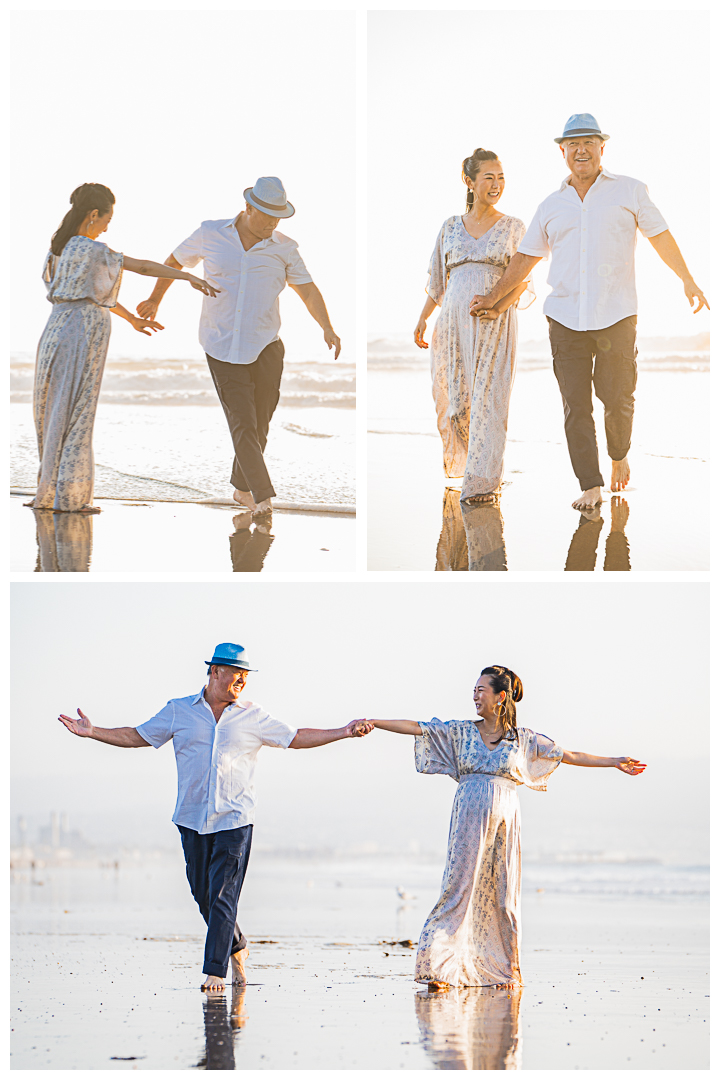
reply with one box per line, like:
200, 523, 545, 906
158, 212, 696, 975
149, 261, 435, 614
396, 886, 416, 901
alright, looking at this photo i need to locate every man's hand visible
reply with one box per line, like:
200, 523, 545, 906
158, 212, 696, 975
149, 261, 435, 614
324, 328, 341, 359
136, 299, 160, 320
469, 294, 493, 316
683, 279, 710, 314
347, 719, 374, 737
58, 708, 94, 737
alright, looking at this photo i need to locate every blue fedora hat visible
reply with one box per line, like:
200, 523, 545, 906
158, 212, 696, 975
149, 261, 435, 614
205, 642, 257, 671
554, 113, 609, 144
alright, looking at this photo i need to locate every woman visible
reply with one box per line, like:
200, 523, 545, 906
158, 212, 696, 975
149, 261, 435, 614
360, 665, 646, 989
413, 149, 534, 502
29, 182, 218, 514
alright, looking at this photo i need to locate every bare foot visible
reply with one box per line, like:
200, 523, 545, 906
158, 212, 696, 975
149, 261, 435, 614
230, 946, 249, 985
610, 457, 630, 491
233, 489, 257, 512
572, 486, 602, 511
461, 491, 499, 504
426, 980, 451, 992
252, 499, 272, 517
201, 974, 225, 993
610, 495, 630, 532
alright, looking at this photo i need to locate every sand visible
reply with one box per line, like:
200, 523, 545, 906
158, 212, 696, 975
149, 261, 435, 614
368, 366, 709, 571
9, 496, 355, 573
10, 857, 709, 1070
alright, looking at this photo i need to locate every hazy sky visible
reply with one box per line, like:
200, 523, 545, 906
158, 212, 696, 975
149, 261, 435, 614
11, 582, 709, 858
369, 9, 711, 341
10, 9, 355, 362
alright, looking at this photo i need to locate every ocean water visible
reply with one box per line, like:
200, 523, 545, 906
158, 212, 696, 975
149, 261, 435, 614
11, 354, 355, 508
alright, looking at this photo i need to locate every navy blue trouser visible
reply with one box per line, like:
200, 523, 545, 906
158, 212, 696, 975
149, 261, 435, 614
177, 824, 253, 978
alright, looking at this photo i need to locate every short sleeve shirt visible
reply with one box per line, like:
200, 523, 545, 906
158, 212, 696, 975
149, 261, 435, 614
136, 689, 297, 833
518, 170, 668, 331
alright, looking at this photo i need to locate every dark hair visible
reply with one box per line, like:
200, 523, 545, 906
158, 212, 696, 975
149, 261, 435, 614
51, 183, 115, 256
480, 664, 523, 740
462, 148, 499, 213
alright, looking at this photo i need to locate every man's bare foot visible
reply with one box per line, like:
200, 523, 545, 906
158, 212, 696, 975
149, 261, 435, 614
233, 489, 257, 512
252, 499, 272, 517
610, 456, 630, 492
230, 946, 249, 985
572, 486, 602, 511
201, 974, 225, 993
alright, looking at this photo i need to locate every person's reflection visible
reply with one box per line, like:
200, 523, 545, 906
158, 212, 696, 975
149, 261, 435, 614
195, 985, 247, 1070
565, 496, 631, 571
33, 509, 93, 572
230, 512, 274, 572
436, 489, 508, 571
415, 984, 522, 1070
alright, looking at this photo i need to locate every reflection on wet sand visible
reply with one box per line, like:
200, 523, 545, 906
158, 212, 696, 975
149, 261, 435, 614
196, 985, 247, 1070
33, 509, 93, 572
230, 513, 275, 572
565, 496, 631, 571
415, 984, 522, 1070
436, 489, 507, 571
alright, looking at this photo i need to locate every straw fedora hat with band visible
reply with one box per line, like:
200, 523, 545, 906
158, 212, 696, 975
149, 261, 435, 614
243, 176, 295, 218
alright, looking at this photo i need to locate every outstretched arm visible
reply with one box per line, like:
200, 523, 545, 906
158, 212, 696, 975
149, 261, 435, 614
361, 719, 422, 736
58, 708, 150, 747
289, 719, 372, 749
647, 230, 709, 313
562, 749, 646, 775
469, 252, 541, 315
136, 254, 205, 320
110, 301, 164, 337
288, 282, 341, 359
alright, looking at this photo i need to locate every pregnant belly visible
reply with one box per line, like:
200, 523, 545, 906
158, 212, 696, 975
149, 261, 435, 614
445, 263, 503, 308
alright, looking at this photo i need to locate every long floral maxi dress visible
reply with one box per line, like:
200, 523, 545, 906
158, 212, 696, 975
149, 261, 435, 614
33, 235, 123, 511
414, 720, 563, 987
427, 216, 534, 500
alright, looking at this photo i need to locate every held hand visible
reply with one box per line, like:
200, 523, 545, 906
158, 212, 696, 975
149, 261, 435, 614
188, 275, 220, 297
136, 299, 160, 320
614, 757, 647, 776
413, 318, 429, 349
131, 316, 165, 337
347, 719, 375, 738
58, 708, 94, 738
324, 328, 341, 359
473, 307, 500, 321
683, 279, 710, 314
469, 294, 492, 316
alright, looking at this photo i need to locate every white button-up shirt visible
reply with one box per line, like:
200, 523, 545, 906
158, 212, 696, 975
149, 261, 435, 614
518, 170, 668, 331
173, 217, 313, 365
136, 690, 297, 834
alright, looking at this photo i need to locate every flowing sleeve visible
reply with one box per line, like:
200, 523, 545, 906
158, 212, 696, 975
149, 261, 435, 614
88, 242, 124, 307
511, 218, 535, 311
414, 717, 460, 780
512, 727, 563, 791
426, 222, 448, 305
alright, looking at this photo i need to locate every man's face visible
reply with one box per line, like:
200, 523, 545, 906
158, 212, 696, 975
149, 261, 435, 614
211, 665, 248, 702
244, 204, 280, 241
561, 136, 604, 181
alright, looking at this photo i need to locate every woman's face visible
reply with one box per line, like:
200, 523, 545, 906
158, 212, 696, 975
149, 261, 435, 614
88, 208, 113, 238
468, 160, 505, 208
473, 674, 504, 719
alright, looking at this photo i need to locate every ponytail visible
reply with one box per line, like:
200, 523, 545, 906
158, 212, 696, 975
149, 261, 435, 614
51, 183, 115, 256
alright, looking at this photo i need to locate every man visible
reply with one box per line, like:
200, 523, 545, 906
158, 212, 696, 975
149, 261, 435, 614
137, 178, 341, 517
470, 113, 709, 510
58, 642, 369, 992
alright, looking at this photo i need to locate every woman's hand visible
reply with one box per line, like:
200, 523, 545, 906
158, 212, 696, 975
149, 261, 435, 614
131, 316, 165, 337
347, 719, 375, 737
472, 308, 500, 321
414, 318, 429, 349
187, 275, 220, 297
469, 294, 492, 316
614, 757, 647, 776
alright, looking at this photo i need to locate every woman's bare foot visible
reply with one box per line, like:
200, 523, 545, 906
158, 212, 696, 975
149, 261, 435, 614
424, 979, 451, 992
610, 456, 630, 491
201, 974, 225, 993
252, 499, 272, 517
231, 946, 249, 985
572, 486, 602, 511
233, 489, 257, 512
461, 491, 498, 504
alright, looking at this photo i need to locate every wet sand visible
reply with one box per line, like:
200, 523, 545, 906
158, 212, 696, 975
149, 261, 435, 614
369, 366, 709, 571
9, 496, 355, 573
10, 858, 708, 1070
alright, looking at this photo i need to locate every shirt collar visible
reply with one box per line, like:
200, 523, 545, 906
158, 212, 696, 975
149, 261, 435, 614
559, 167, 617, 192
223, 214, 278, 245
